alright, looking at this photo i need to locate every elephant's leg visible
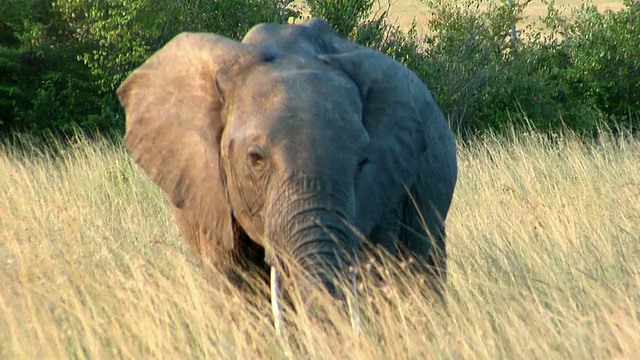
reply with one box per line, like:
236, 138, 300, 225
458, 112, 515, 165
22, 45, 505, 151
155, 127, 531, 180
367, 204, 401, 255
362, 205, 401, 283
364, 195, 444, 278
173, 207, 269, 291
399, 192, 447, 278
173, 207, 232, 272
398, 203, 447, 299
398, 155, 454, 296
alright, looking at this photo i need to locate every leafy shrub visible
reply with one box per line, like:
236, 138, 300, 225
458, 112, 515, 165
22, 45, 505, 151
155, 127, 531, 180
415, 0, 528, 131
63, 0, 298, 93
412, 0, 639, 135
542, 0, 640, 132
0, 0, 294, 136
0, 0, 117, 135
304, 0, 377, 37
2, 0, 638, 137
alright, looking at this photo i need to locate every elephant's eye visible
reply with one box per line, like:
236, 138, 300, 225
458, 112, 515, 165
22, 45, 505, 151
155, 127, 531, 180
247, 145, 266, 168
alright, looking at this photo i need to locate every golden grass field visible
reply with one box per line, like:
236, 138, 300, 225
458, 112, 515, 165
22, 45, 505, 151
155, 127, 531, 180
1, 128, 639, 359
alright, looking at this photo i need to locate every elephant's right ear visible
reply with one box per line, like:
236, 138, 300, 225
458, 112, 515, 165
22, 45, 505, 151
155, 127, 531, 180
319, 49, 453, 236
117, 33, 250, 252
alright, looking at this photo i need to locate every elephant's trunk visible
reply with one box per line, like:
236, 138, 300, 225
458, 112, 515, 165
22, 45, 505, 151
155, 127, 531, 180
267, 176, 356, 299
289, 208, 353, 297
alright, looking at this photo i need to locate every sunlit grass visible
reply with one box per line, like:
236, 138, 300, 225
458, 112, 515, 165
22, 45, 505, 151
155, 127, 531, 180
1, 129, 638, 358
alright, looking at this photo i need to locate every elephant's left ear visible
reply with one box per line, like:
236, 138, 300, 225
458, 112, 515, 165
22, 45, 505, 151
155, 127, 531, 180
319, 50, 451, 234
117, 33, 252, 255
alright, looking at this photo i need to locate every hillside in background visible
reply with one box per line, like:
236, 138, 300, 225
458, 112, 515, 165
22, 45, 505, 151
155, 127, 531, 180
384, 0, 624, 30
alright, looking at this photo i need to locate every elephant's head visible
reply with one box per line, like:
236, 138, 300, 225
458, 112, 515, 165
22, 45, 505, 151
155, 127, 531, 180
118, 19, 450, 301
215, 41, 369, 295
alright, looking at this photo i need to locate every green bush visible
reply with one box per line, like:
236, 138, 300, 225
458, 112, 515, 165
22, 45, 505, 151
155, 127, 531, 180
543, 0, 640, 131
0, 0, 294, 136
1, 0, 638, 137
411, 0, 639, 135
414, 0, 527, 131
0, 0, 116, 135
304, 0, 377, 37
64, 0, 298, 93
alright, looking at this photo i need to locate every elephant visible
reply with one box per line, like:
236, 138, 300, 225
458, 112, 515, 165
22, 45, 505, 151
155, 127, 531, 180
117, 18, 457, 316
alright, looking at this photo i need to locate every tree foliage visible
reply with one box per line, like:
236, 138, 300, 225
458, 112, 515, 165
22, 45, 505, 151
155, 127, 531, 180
0, 0, 638, 137
0, 0, 110, 134
407, 0, 640, 134
0, 0, 294, 135
303, 0, 376, 37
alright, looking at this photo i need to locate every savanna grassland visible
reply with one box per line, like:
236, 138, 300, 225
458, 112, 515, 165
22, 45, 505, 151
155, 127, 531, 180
1, 130, 638, 359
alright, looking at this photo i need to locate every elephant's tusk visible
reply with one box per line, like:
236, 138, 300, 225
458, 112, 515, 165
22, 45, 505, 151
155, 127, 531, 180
348, 271, 361, 335
270, 266, 283, 336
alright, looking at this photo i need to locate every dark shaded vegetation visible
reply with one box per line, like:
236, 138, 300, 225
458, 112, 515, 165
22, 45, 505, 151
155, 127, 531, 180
1, 0, 638, 138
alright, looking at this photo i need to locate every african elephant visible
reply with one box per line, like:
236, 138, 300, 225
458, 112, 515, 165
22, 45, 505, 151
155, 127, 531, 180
117, 18, 457, 305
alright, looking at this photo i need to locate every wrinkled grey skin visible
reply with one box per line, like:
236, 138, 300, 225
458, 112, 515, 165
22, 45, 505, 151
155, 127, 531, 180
118, 18, 457, 299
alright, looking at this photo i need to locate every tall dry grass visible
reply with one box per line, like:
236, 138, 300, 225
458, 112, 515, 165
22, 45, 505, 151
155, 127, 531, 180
1, 130, 638, 359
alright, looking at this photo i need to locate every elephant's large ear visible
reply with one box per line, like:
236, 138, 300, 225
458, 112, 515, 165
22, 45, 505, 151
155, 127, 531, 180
320, 50, 449, 234
117, 33, 250, 252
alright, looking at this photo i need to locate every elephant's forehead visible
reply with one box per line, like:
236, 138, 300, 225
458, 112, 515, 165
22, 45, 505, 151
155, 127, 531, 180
241, 21, 334, 58
232, 68, 366, 146
241, 65, 358, 112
